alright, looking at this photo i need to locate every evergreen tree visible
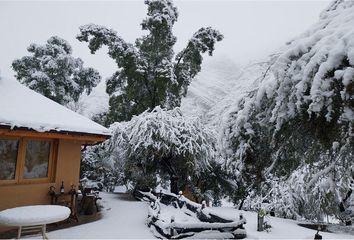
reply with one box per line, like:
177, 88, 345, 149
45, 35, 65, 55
77, 0, 223, 123
12, 36, 101, 106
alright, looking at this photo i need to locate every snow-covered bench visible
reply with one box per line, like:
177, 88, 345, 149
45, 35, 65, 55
0, 205, 70, 239
139, 190, 247, 239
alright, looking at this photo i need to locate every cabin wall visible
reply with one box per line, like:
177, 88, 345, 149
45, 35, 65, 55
0, 139, 81, 232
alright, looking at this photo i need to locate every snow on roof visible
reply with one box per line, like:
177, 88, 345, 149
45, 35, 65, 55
0, 77, 110, 137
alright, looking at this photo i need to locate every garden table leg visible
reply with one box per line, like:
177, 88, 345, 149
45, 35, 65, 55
42, 224, 48, 240
17, 226, 22, 239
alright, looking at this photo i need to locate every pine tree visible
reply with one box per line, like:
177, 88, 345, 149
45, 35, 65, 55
77, 0, 223, 123
12, 36, 101, 106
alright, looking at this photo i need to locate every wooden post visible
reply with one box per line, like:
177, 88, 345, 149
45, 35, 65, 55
239, 213, 245, 229
257, 212, 264, 231
202, 200, 206, 209
314, 230, 322, 239
314, 226, 322, 240
170, 216, 175, 237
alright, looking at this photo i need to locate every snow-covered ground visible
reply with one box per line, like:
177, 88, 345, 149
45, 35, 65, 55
45, 192, 154, 239
24, 190, 353, 239
208, 207, 353, 240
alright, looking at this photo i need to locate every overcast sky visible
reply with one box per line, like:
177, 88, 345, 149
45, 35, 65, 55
0, 0, 330, 80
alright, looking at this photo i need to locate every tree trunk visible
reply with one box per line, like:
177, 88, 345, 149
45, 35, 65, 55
162, 156, 179, 194
257, 213, 264, 231
170, 175, 179, 194
339, 187, 352, 225
238, 198, 245, 210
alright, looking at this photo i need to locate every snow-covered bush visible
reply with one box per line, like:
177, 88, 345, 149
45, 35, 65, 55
81, 143, 122, 192
221, 0, 354, 222
12, 36, 101, 106
108, 106, 221, 197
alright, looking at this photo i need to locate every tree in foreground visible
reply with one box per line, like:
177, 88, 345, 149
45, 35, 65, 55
77, 0, 223, 123
222, 0, 354, 221
108, 106, 219, 195
12, 36, 101, 106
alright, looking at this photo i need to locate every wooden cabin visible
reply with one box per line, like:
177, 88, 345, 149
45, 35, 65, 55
0, 78, 110, 212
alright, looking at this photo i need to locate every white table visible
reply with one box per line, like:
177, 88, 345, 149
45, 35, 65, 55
0, 205, 70, 239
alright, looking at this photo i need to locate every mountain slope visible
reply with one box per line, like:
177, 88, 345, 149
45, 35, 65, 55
180, 57, 241, 118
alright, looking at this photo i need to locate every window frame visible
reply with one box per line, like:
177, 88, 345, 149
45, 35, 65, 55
0, 136, 57, 185
0, 136, 21, 185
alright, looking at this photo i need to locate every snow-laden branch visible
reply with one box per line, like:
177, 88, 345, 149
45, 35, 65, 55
109, 106, 218, 175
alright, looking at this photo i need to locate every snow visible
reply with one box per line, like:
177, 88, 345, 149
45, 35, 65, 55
23, 191, 353, 239
44, 192, 155, 239
108, 106, 217, 175
208, 0, 354, 152
185, 230, 234, 239
0, 205, 70, 226
259, 0, 354, 126
201, 0, 354, 222
209, 207, 353, 240
143, 0, 178, 30
0, 77, 110, 136
12, 36, 101, 106
4, 1, 353, 238
76, 80, 109, 119
151, 203, 201, 232
180, 57, 241, 118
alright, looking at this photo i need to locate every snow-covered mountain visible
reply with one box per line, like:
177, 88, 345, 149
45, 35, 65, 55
76, 79, 109, 120
180, 57, 241, 118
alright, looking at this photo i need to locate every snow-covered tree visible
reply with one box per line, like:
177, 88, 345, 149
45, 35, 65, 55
12, 36, 101, 106
81, 143, 122, 192
77, 0, 223, 123
220, 0, 354, 221
107, 106, 218, 194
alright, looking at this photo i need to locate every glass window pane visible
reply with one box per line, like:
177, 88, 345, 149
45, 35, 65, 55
24, 140, 51, 179
0, 139, 19, 180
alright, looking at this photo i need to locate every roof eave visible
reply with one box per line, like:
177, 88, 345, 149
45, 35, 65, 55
0, 125, 111, 145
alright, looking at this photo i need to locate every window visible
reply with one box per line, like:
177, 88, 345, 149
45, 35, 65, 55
0, 139, 19, 181
24, 140, 51, 179
0, 137, 56, 184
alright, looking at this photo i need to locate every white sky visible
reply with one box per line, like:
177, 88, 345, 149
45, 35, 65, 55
0, 0, 330, 80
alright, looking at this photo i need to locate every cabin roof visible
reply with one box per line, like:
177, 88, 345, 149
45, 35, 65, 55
0, 78, 111, 141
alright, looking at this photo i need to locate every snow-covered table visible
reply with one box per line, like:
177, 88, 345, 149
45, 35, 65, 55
0, 205, 70, 239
